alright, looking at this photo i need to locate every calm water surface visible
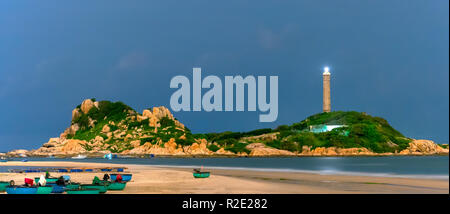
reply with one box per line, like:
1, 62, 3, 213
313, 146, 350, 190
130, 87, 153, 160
1, 156, 448, 179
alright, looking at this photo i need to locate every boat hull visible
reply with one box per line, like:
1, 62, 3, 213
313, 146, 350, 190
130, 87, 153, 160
110, 174, 132, 182
0, 182, 9, 192
81, 184, 108, 193
65, 183, 80, 190
34, 177, 58, 184
66, 189, 100, 194
6, 186, 38, 194
193, 172, 210, 178
47, 183, 66, 193
36, 186, 53, 194
107, 182, 127, 190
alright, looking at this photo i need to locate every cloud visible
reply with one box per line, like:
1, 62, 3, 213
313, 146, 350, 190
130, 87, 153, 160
116, 51, 149, 70
257, 24, 297, 49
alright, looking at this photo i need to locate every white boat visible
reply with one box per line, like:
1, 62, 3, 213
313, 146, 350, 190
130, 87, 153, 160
71, 154, 87, 159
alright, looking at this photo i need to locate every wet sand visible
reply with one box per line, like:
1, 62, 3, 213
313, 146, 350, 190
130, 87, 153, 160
1, 161, 448, 194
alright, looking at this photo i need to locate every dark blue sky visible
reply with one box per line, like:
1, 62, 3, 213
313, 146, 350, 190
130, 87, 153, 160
0, 1, 448, 151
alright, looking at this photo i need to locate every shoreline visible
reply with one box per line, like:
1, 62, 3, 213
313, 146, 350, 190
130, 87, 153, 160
1, 161, 448, 194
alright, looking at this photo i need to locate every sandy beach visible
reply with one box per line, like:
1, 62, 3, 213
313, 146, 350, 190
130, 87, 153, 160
1, 161, 448, 194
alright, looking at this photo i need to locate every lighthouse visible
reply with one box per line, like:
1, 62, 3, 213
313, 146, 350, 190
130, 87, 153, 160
323, 66, 331, 113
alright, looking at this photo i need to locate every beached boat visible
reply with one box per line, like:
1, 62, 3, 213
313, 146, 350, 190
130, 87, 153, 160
111, 167, 125, 172
110, 174, 132, 182
71, 154, 87, 159
34, 177, 58, 184
65, 183, 81, 190
47, 183, 66, 193
80, 184, 108, 194
193, 169, 210, 178
107, 182, 127, 190
36, 185, 53, 194
66, 189, 100, 194
0, 181, 9, 192
70, 168, 83, 173
6, 186, 38, 194
100, 167, 112, 172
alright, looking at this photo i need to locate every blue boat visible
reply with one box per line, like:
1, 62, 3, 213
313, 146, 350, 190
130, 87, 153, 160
84, 169, 93, 172
70, 169, 83, 173
100, 168, 112, 172
47, 183, 66, 193
57, 168, 69, 173
6, 186, 38, 194
110, 174, 132, 182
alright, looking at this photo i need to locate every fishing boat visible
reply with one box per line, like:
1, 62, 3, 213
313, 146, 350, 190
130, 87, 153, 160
110, 174, 132, 182
0, 181, 9, 192
34, 177, 58, 184
6, 186, 38, 194
193, 168, 210, 178
100, 167, 112, 172
65, 182, 81, 190
36, 185, 53, 194
66, 188, 100, 194
70, 168, 83, 173
47, 183, 66, 193
56, 168, 69, 173
71, 154, 87, 159
82, 168, 94, 172
111, 167, 126, 172
80, 184, 108, 194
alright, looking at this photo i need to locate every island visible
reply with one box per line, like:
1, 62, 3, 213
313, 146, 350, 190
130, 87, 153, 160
2, 99, 448, 158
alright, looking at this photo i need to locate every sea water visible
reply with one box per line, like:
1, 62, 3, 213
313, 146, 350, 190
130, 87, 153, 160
1, 156, 448, 179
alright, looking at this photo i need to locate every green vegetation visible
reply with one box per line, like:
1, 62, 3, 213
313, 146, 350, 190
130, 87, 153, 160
199, 111, 411, 154
437, 144, 449, 149
284, 111, 412, 153
67, 98, 412, 154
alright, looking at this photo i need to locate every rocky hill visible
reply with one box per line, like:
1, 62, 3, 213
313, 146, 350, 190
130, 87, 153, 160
9, 99, 449, 157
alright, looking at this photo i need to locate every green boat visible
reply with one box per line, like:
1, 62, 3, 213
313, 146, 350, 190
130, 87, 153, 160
66, 189, 100, 194
81, 184, 108, 194
36, 186, 53, 194
193, 169, 210, 178
65, 183, 81, 190
107, 182, 127, 190
193, 172, 210, 178
0, 181, 9, 192
34, 177, 58, 184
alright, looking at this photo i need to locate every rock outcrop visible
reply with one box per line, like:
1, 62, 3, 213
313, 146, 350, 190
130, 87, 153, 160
399, 139, 449, 155
6, 149, 29, 157
246, 143, 296, 156
80, 99, 96, 114
299, 146, 375, 156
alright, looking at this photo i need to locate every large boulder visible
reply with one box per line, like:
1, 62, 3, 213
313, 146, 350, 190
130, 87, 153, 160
72, 108, 81, 121
61, 139, 87, 154
183, 139, 212, 155
81, 99, 96, 114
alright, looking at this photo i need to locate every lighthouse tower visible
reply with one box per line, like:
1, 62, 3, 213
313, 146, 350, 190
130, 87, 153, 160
323, 67, 331, 113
